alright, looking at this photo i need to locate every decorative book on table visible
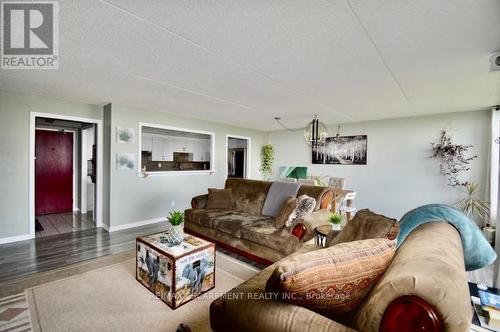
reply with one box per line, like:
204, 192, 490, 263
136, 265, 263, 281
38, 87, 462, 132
479, 290, 500, 311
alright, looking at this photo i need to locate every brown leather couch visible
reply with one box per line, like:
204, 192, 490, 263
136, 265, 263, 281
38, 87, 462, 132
210, 222, 472, 332
184, 178, 334, 264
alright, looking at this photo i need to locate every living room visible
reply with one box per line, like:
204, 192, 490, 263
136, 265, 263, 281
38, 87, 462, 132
0, 1, 499, 331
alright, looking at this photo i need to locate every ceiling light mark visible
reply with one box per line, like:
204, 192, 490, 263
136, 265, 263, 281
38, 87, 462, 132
345, 0, 416, 113
98, 0, 356, 122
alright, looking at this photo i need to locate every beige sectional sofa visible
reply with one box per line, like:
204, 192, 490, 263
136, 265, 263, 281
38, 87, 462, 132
210, 222, 472, 332
184, 178, 334, 264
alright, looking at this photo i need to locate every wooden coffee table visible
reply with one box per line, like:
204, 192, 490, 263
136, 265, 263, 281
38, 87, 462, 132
136, 232, 215, 309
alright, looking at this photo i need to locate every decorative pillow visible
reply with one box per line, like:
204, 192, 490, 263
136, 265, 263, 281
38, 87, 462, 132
285, 195, 316, 228
265, 238, 396, 318
274, 196, 298, 229
329, 209, 399, 246
206, 188, 233, 210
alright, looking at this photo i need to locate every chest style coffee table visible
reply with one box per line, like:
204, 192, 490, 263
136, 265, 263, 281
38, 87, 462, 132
136, 232, 215, 309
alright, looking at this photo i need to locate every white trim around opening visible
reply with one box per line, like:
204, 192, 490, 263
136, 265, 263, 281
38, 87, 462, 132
225, 134, 251, 180
137, 122, 216, 177
29, 112, 104, 239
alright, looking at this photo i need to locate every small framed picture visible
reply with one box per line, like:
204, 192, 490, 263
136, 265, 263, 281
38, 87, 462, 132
117, 127, 135, 144
116, 153, 135, 170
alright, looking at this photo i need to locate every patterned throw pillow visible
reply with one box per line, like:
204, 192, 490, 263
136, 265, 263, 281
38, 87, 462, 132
330, 209, 399, 246
285, 195, 316, 228
274, 196, 298, 229
206, 188, 233, 210
265, 238, 396, 318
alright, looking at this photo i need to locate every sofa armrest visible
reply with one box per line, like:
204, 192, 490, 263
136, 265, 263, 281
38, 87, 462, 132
291, 209, 332, 242
210, 297, 355, 332
191, 194, 208, 209
352, 222, 472, 332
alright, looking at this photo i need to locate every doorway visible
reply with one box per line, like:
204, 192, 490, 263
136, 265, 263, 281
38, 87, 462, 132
29, 113, 103, 239
226, 135, 250, 179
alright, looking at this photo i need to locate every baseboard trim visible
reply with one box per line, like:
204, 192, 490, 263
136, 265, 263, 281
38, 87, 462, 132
100, 224, 110, 232
0, 234, 30, 245
108, 217, 166, 232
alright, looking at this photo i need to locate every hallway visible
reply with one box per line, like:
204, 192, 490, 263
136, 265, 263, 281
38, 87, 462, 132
35, 212, 95, 238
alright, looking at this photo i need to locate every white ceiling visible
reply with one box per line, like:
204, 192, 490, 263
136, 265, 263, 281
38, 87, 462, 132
1, 0, 499, 130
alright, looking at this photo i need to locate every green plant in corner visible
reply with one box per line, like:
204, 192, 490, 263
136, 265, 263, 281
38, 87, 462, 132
329, 213, 342, 225
260, 144, 275, 179
167, 211, 184, 226
455, 182, 490, 227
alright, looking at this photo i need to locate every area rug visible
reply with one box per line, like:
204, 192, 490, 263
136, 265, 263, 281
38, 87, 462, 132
0, 293, 30, 332
26, 252, 259, 332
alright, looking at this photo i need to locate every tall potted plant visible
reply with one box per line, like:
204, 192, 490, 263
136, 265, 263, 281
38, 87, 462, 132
455, 182, 490, 228
165, 211, 184, 245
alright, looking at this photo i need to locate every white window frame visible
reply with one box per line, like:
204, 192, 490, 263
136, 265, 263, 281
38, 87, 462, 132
137, 122, 216, 176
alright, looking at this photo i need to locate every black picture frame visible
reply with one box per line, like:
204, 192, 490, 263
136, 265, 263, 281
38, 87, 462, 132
312, 135, 367, 165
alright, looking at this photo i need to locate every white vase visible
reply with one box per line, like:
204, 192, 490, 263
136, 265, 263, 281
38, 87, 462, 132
331, 223, 341, 231
166, 222, 184, 246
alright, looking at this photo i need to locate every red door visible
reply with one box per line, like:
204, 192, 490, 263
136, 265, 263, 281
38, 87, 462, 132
35, 130, 73, 215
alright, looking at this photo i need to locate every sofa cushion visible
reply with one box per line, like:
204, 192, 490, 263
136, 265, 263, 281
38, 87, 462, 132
274, 196, 298, 229
225, 178, 272, 215
265, 238, 396, 319
206, 188, 233, 210
184, 208, 234, 228
262, 181, 301, 217
240, 219, 300, 255
330, 209, 399, 246
212, 213, 273, 238
286, 195, 316, 228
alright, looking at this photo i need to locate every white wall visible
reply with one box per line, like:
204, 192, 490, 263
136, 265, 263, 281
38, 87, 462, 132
107, 104, 268, 229
0, 90, 102, 240
269, 110, 490, 219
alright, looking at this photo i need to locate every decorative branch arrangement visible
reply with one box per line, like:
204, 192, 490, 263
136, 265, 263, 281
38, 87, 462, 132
431, 131, 477, 187
260, 144, 275, 179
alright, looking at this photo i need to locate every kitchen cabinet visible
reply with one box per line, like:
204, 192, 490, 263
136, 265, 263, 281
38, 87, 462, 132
171, 138, 193, 153
193, 139, 211, 161
152, 136, 173, 161
142, 134, 153, 152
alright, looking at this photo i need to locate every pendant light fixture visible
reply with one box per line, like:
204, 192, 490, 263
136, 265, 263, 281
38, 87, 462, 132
274, 115, 328, 147
303, 115, 328, 147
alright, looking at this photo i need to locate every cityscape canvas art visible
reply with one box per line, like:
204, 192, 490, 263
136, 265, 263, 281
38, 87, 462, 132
312, 135, 367, 165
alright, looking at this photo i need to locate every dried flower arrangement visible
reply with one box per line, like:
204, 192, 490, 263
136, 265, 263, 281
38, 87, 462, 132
431, 130, 477, 187
431, 130, 490, 226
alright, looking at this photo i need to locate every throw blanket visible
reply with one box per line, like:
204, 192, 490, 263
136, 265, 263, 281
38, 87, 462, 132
397, 204, 496, 271
261, 181, 301, 217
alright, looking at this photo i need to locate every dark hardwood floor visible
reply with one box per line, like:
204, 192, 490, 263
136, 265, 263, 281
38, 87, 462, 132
0, 223, 168, 283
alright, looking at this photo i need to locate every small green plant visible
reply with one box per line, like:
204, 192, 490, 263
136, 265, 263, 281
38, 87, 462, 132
167, 211, 184, 226
260, 144, 275, 179
329, 213, 342, 225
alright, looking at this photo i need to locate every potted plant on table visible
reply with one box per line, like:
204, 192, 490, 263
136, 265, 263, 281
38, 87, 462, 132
165, 211, 185, 246
329, 213, 343, 231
